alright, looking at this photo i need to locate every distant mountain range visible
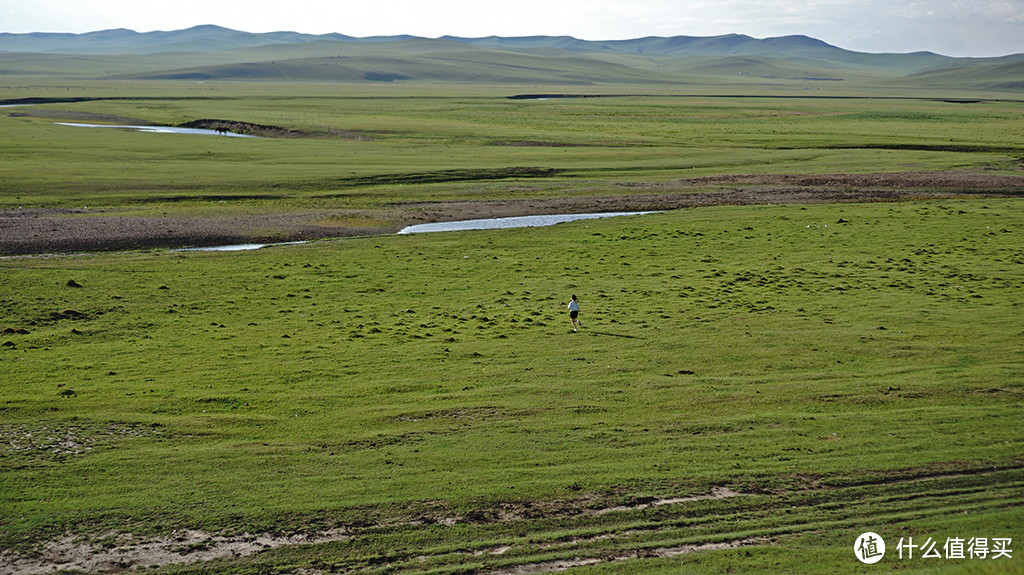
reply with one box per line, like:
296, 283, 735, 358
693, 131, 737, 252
0, 24, 954, 58
1, 25, 1022, 91
0, 25, 361, 54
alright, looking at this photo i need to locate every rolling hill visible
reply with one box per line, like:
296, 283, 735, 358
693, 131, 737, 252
0, 25, 357, 55
1, 25, 1021, 90
903, 55, 1024, 91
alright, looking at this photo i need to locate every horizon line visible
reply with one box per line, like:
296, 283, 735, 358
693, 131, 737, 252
0, 24, 988, 58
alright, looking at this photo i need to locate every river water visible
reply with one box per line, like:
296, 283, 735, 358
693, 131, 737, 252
56, 122, 260, 138
397, 211, 659, 234
181, 212, 659, 252
175, 242, 308, 252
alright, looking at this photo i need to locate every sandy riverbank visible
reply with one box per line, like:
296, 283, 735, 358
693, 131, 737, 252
2, 171, 1021, 256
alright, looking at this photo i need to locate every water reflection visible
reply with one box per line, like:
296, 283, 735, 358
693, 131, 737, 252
56, 122, 260, 138
176, 212, 660, 251
398, 211, 659, 234
175, 242, 307, 252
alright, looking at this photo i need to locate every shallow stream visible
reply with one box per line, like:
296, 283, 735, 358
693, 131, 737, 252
56, 122, 260, 138
183, 212, 658, 251
396, 212, 659, 234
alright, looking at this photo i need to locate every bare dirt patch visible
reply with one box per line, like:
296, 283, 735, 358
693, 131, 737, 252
6, 109, 156, 125
0, 487, 748, 575
1, 171, 1021, 256
0, 423, 162, 460
0, 529, 351, 575
0, 209, 385, 256
4, 464, 1019, 574
593, 487, 742, 516
395, 170, 1024, 224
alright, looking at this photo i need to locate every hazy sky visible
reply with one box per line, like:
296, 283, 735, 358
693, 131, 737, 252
2, 0, 1022, 57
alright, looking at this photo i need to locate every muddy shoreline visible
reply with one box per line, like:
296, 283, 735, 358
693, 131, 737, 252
2, 171, 1022, 256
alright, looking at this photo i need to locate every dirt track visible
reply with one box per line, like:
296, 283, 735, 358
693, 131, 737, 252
2, 171, 1022, 256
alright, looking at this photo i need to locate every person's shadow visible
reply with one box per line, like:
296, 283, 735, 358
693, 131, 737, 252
587, 330, 643, 339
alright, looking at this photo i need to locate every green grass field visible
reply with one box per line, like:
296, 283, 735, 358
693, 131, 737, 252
1, 75, 1023, 573
2, 85, 1022, 216
2, 199, 1022, 573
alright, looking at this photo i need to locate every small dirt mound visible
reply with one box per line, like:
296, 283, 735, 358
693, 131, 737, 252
177, 119, 307, 138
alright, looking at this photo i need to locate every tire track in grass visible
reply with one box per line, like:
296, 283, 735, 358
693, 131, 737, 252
3, 466, 1020, 573
308, 466, 1024, 575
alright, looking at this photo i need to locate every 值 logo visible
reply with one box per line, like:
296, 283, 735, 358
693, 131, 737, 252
856, 532, 886, 564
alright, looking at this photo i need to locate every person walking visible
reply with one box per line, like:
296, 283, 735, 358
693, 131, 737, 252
568, 294, 581, 332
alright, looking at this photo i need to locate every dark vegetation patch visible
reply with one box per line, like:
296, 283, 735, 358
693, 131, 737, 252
490, 140, 603, 147
146, 72, 213, 80
0, 96, 232, 106
363, 72, 407, 82
0, 97, 96, 106
178, 119, 307, 138
818, 143, 1024, 154
318, 167, 562, 192
506, 94, 1024, 103
507, 94, 629, 100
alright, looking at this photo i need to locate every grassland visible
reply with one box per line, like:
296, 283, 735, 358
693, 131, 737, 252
1, 73, 1023, 573
2, 198, 1022, 573
2, 82, 1023, 255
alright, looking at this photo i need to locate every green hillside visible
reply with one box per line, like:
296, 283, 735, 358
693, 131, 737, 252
0, 24, 355, 55
904, 56, 1024, 91
663, 55, 875, 82
1, 26, 1021, 92
123, 47, 679, 85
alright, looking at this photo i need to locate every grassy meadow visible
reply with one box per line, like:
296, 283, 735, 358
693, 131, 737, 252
2, 83, 1023, 215
1, 78, 1023, 574
2, 200, 1023, 573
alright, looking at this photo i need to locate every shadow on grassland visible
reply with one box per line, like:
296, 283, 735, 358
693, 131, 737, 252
587, 330, 644, 339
